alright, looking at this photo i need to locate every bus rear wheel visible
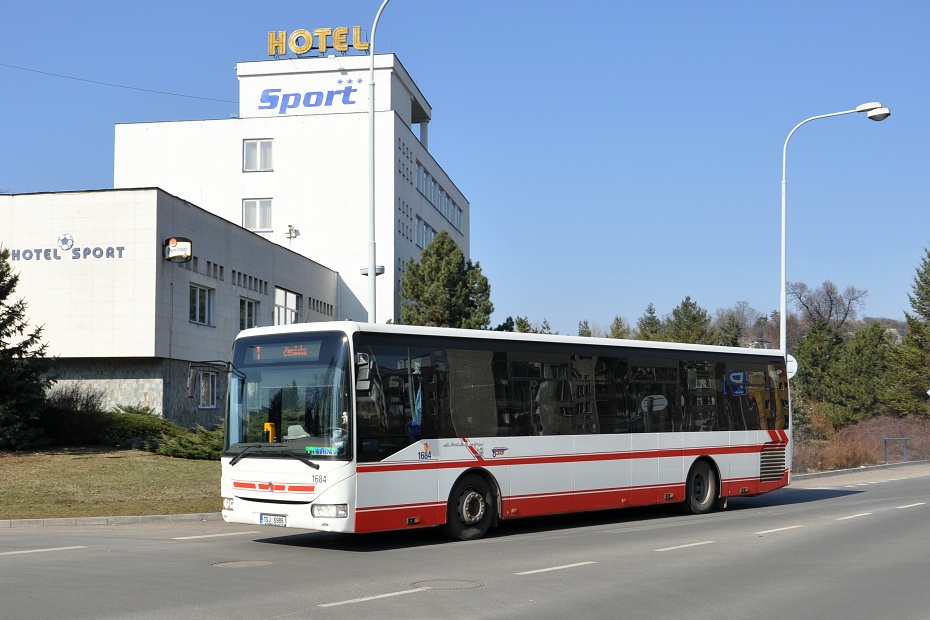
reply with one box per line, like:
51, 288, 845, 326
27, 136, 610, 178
442, 474, 495, 541
682, 460, 718, 515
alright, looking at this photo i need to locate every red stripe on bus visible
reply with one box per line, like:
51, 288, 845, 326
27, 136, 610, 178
232, 480, 316, 494
354, 502, 446, 533
352, 466, 788, 532
357, 443, 766, 473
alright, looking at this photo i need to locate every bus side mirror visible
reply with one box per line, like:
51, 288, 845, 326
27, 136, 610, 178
355, 352, 371, 391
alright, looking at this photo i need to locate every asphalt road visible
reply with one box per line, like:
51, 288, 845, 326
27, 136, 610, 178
2, 463, 929, 620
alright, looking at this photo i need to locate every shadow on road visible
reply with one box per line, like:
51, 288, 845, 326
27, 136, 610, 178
252, 486, 860, 552
725, 486, 860, 510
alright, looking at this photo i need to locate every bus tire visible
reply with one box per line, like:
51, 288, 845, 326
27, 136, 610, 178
682, 460, 717, 515
442, 474, 495, 541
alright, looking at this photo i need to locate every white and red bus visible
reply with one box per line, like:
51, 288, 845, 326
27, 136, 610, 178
220, 321, 790, 540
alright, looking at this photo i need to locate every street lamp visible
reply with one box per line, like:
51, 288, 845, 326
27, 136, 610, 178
367, 0, 391, 323
779, 102, 891, 356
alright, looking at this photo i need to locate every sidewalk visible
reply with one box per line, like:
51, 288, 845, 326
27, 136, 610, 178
0, 512, 222, 528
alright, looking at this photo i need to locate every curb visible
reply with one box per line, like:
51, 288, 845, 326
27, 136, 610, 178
0, 512, 222, 528
793, 459, 930, 480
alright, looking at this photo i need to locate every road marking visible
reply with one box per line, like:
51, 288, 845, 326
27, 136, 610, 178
318, 588, 426, 607
0, 545, 86, 556
837, 513, 872, 520
896, 502, 925, 509
515, 561, 597, 575
655, 541, 715, 552
172, 531, 259, 540
755, 525, 803, 535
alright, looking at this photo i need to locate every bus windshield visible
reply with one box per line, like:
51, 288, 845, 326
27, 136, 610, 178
225, 331, 352, 461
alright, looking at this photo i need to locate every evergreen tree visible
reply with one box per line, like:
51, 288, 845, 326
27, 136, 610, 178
578, 320, 592, 337
717, 315, 743, 347
493, 316, 515, 332
886, 247, 930, 417
400, 231, 493, 329
820, 321, 895, 427
608, 315, 631, 339
636, 303, 663, 341
514, 316, 554, 334
0, 248, 55, 449
664, 296, 715, 344
792, 319, 843, 405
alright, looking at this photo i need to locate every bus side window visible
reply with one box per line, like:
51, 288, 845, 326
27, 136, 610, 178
447, 349, 497, 437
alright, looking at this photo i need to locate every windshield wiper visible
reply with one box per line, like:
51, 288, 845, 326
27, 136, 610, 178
229, 443, 264, 466
281, 451, 321, 470
228, 443, 320, 469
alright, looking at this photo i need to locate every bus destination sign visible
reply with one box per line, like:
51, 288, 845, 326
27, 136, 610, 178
248, 341, 322, 363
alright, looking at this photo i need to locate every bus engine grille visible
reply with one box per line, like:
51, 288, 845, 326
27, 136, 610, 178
760, 443, 787, 482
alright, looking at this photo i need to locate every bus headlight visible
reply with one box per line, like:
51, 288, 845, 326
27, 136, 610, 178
223, 497, 234, 511
311, 504, 348, 518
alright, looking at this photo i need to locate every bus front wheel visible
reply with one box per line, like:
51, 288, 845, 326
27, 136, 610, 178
682, 460, 718, 515
442, 474, 495, 541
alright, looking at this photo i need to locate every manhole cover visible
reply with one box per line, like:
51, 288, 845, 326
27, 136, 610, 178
410, 580, 484, 591
212, 560, 275, 568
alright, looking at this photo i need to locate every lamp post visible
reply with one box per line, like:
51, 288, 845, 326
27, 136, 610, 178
779, 102, 890, 357
367, 0, 391, 323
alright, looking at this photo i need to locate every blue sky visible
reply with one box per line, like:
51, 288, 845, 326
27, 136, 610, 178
2, 1, 927, 334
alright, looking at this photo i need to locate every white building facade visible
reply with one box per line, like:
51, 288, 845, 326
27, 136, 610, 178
114, 54, 470, 323
0, 189, 337, 426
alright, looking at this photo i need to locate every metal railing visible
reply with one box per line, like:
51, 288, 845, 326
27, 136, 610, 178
882, 437, 909, 463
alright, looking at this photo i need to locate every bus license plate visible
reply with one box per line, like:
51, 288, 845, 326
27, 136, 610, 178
260, 514, 286, 527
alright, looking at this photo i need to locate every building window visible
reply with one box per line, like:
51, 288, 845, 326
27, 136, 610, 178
240, 298, 260, 330
275, 287, 301, 325
415, 216, 436, 249
243, 199, 272, 231
189, 284, 214, 325
199, 371, 218, 409
243, 139, 273, 172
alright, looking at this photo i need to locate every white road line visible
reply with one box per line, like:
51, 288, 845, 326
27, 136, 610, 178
655, 541, 715, 552
0, 545, 87, 556
896, 502, 926, 509
837, 513, 872, 521
172, 531, 259, 540
755, 525, 803, 535
318, 588, 426, 607
515, 561, 597, 575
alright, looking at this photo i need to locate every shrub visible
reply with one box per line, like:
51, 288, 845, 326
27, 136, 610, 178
40, 384, 109, 446
39, 388, 189, 448
793, 416, 930, 472
156, 424, 223, 460
98, 408, 185, 447
112, 403, 158, 416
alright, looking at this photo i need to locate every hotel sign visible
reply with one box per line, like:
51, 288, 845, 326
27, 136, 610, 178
9, 234, 125, 262
268, 27, 369, 57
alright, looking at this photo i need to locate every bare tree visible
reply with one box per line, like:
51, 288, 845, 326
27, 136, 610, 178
787, 280, 867, 333
713, 301, 764, 345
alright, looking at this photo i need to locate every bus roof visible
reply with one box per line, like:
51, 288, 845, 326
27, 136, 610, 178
235, 321, 784, 360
